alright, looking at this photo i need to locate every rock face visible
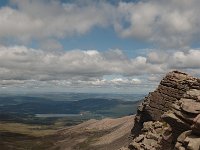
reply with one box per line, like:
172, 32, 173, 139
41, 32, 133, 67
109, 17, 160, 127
127, 71, 200, 150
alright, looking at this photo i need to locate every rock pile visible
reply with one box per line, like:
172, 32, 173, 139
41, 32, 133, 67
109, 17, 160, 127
129, 121, 166, 150
162, 89, 200, 150
127, 71, 200, 150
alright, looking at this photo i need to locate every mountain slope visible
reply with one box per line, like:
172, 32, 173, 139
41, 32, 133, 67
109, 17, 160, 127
52, 115, 134, 150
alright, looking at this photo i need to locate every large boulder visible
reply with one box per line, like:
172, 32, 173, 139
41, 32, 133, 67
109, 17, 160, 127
127, 71, 200, 150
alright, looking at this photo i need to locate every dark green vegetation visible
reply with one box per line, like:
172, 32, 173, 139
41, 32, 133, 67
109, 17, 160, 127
0, 93, 143, 150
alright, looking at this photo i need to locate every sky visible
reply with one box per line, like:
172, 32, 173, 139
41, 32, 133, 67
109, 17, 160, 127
0, 0, 200, 94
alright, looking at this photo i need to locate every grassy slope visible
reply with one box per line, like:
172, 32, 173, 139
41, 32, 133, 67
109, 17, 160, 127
0, 122, 60, 150
0, 122, 56, 137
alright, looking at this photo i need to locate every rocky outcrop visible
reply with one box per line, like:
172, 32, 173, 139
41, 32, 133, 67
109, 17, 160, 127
127, 71, 200, 150
162, 91, 200, 150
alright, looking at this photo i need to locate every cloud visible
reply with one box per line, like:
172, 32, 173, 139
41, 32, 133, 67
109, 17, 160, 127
115, 0, 200, 48
0, 45, 200, 91
169, 49, 200, 69
147, 51, 168, 64
0, 45, 163, 88
0, 0, 199, 48
39, 39, 63, 51
0, 46, 162, 79
0, 0, 114, 42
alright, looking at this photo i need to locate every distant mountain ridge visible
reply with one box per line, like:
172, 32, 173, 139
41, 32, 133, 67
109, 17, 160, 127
0, 97, 141, 124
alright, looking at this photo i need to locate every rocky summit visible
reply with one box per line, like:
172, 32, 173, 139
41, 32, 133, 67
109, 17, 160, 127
123, 71, 200, 150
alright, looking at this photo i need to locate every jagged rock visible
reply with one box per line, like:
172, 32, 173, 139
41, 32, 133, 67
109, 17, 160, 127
134, 135, 144, 143
181, 98, 200, 114
126, 71, 200, 150
177, 130, 192, 143
129, 121, 165, 150
191, 114, 200, 135
184, 135, 200, 150
131, 71, 197, 136
175, 131, 200, 150
162, 112, 191, 138
162, 95, 200, 136
162, 126, 172, 141
185, 89, 200, 100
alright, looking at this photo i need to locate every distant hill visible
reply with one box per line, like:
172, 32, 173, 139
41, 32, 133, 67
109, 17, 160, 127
0, 94, 143, 125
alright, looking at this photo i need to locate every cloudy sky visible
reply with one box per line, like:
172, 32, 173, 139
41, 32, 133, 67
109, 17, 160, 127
0, 0, 200, 94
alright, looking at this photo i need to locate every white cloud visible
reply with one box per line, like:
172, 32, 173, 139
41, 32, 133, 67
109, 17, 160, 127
0, 45, 163, 88
169, 49, 200, 69
0, 0, 200, 48
0, 45, 199, 91
147, 51, 168, 64
116, 0, 200, 48
0, 0, 114, 42
131, 78, 141, 84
